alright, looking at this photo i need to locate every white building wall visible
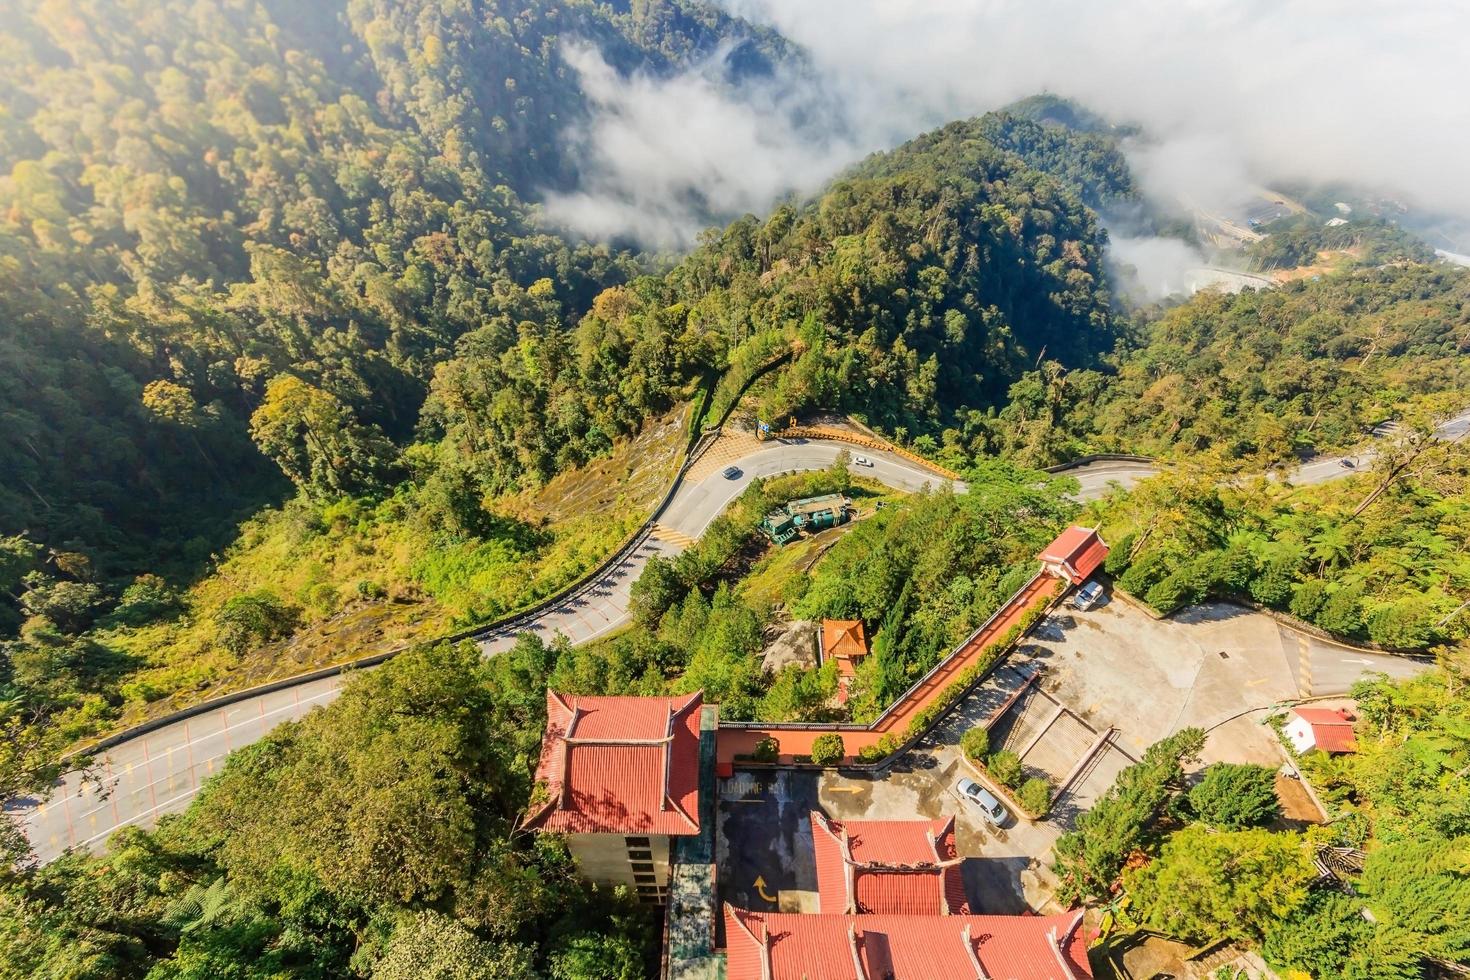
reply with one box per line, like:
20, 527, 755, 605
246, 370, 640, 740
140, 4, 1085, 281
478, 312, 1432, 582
1285, 717, 1316, 754
567, 832, 672, 903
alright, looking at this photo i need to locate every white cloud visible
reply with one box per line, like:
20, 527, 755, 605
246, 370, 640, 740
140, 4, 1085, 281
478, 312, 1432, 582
723, 0, 1470, 219
546, 2, 1470, 260
540, 42, 862, 249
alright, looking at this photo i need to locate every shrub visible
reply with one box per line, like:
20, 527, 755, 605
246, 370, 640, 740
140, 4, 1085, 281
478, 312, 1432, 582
1289, 579, 1329, 620
1188, 763, 1281, 829
1146, 556, 1213, 614
810, 733, 845, 766
1314, 585, 1364, 637
751, 737, 779, 763
215, 590, 300, 654
1213, 543, 1258, 594
857, 743, 887, 764
988, 749, 1023, 788
1104, 533, 1135, 577
110, 573, 183, 626
1018, 777, 1052, 815
1366, 595, 1439, 649
1117, 548, 1172, 598
1249, 556, 1298, 607
22, 580, 108, 634
961, 727, 990, 762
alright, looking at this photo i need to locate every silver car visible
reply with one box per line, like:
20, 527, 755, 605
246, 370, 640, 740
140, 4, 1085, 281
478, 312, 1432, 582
1073, 580, 1105, 611
957, 777, 1011, 826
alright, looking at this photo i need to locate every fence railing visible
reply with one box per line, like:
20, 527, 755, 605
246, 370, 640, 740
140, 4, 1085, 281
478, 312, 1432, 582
66, 425, 722, 761
774, 425, 962, 480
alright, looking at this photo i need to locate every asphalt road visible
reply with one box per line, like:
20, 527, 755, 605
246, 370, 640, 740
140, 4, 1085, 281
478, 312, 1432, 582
12, 411, 1462, 863
8, 437, 963, 862
1290, 409, 1470, 485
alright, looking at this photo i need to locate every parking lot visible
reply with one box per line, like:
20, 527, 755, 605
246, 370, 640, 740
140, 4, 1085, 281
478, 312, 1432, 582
714, 588, 1431, 914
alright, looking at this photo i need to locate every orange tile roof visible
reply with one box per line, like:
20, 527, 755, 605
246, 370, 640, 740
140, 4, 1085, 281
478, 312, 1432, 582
1039, 526, 1108, 584
725, 906, 1093, 980
823, 619, 868, 660
811, 812, 968, 915
523, 691, 702, 835
1292, 707, 1358, 753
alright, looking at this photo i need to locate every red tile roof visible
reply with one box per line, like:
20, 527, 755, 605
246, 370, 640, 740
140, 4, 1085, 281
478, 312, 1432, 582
522, 691, 702, 835
823, 619, 868, 662
1292, 707, 1358, 753
811, 812, 968, 915
1039, 527, 1108, 584
725, 906, 1093, 980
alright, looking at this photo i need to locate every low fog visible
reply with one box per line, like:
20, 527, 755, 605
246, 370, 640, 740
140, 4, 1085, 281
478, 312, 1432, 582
542, 0, 1470, 290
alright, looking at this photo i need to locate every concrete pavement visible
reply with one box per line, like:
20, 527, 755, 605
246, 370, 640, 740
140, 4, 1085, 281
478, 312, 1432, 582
1289, 409, 1470, 486
477, 439, 953, 655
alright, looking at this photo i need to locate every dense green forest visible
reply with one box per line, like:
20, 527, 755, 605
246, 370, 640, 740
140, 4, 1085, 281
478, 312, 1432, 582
0, 10, 1134, 798
971, 262, 1470, 468
0, 641, 660, 978
3, 2, 1469, 975
1092, 424, 1470, 651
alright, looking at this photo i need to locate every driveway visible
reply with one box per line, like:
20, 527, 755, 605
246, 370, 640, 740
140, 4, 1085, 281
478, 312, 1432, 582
720, 592, 1433, 914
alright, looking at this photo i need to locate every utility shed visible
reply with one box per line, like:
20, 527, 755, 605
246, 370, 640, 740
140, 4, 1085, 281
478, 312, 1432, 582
1286, 706, 1358, 754
1039, 526, 1109, 585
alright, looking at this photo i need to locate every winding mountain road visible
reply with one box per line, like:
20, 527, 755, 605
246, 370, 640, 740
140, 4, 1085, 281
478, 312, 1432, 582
11, 411, 1465, 863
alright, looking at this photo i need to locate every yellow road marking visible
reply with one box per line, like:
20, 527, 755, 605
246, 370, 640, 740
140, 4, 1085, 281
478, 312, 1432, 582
651, 524, 698, 548
754, 876, 778, 903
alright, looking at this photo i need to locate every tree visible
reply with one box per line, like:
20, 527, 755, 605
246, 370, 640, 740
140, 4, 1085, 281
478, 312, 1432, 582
374, 911, 536, 980
547, 929, 648, 980
1188, 763, 1281, 829
1359, 839, 1470, 965
213, 591, 300, 655
249, 375, 397, 500
1053, 728, 1204, 904
1263, 890, 1420, 980
629, 556, 684, 627
1125, 825, 1316, 944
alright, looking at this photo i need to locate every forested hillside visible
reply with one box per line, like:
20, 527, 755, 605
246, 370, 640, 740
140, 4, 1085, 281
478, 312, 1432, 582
2, 16, 1130, 793
971, 263, 1470, 467
0, 0, 794, 577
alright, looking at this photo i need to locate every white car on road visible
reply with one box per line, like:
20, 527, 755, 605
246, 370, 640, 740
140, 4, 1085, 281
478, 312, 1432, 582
852, 455, 874, 467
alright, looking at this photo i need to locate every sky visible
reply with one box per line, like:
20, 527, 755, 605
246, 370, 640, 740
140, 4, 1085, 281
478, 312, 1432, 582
541, 1, 1470, 264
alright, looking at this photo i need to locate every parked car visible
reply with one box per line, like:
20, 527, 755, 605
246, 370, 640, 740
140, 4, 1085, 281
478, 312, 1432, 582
1339, 458, 1355, 468
722, 466, 741, 479
852, 455, 874, 467
956, 777, 1010, 826
1072, 580, 1105, 611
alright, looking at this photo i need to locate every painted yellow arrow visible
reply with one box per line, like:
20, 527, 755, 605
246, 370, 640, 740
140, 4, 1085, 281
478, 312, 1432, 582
754, 875, 777, 903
